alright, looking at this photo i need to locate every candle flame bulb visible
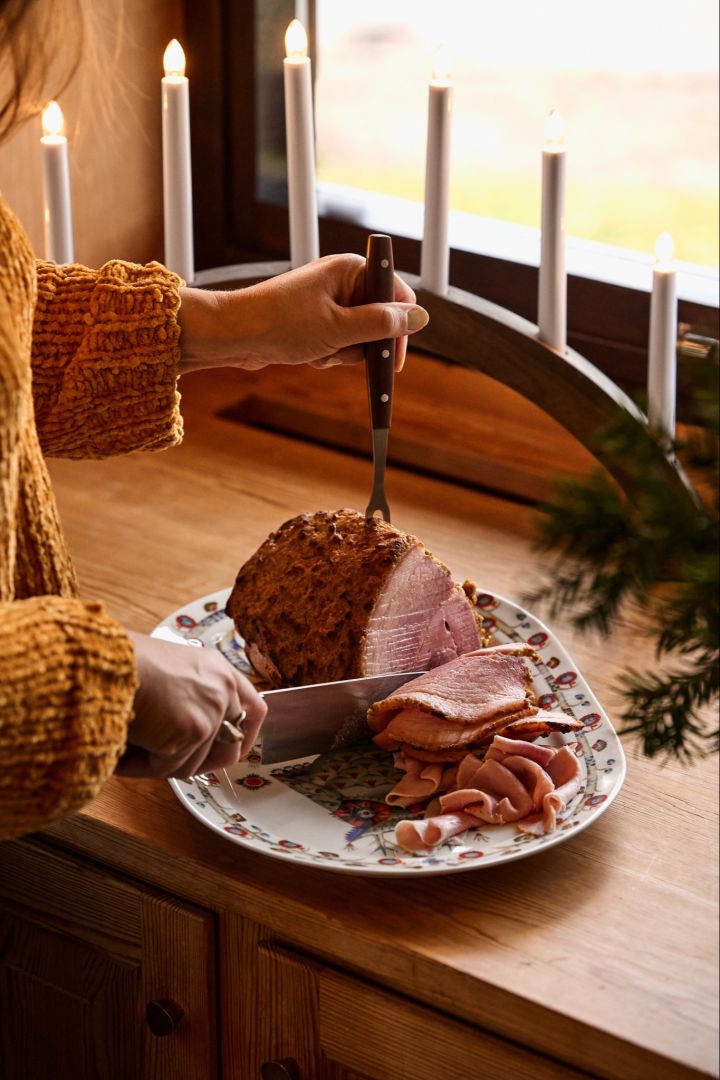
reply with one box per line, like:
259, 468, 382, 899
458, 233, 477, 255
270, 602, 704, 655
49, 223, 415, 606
544, 108, 565, 151
285, 19, 308, 60
431, 43, 453, 85
163, 39, 186, 78
655, 231, 675, 264
41, 101, 64, 139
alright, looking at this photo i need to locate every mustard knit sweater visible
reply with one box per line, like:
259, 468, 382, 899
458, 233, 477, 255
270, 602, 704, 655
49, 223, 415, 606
0, 194, 183, 840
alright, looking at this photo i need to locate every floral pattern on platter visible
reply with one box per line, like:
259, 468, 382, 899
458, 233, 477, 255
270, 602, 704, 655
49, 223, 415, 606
159, 587, 626, 877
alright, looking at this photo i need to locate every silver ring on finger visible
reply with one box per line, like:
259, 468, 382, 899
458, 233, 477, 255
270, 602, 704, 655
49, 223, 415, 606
217, 709, 247, 745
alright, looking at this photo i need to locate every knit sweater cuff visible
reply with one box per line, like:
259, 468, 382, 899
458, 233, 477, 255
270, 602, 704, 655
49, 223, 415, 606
0, 596, 136, 841
32, 260, 183, 458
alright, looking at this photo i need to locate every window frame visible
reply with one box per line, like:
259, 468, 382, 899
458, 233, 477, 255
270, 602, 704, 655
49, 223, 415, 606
184, 0, 718, 403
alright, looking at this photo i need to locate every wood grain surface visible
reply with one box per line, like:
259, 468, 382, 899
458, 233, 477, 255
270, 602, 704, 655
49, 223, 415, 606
43, 366, 718, 1080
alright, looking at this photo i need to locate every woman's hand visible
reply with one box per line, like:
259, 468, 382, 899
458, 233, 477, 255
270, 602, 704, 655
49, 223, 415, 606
178, 253, 429, 375
115, 633, 267, 779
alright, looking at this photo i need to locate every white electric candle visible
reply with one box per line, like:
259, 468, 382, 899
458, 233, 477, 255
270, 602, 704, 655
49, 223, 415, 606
538, 108, 567, 353
40, 101, 74, 264
647, 231, 678, 438
420, 45, 453, 295
283, 19, 319, 268
162, 39, 194, 282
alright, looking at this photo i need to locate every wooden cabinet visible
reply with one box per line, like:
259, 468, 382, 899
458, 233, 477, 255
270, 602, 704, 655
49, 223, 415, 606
0, 843, 593, 1080
253, 941, 589, 1080
0, 840, 216, 1080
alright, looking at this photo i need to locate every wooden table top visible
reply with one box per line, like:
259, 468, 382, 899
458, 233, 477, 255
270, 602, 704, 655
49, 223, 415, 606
45, 365, 718, 1080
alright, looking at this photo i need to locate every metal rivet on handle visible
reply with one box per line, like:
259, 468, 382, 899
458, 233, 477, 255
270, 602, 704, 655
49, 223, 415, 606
381, 394, 389, 402
380, 258, 389, 268
382, 349, 390, 358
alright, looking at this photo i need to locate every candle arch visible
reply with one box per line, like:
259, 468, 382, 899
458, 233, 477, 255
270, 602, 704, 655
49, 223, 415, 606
193, 260, 695, 504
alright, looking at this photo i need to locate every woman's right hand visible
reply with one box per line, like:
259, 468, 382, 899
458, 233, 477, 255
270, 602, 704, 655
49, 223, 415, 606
178, 253, 429, 375
115, 633, 267, 779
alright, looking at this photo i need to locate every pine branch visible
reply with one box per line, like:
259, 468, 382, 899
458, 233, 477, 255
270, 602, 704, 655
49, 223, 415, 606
618, 660, 719, 760
525, 352, 719, 761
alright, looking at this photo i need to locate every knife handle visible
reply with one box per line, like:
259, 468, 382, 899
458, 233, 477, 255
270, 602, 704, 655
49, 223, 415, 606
364, 233, 395, 431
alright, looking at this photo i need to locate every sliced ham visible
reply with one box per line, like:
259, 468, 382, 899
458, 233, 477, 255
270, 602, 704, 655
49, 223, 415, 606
384, 754, 458, 808
369, 648, 581, 779
373, 703, 538, 752
393, 735, 585, 852
500, 712, 584, 741
484, 734, 558, 766
395, 811, 478, 852
368, 649, 537, 734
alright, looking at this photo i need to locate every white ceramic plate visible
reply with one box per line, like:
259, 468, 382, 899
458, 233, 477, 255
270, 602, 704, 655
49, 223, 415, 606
157, 588, 625, 876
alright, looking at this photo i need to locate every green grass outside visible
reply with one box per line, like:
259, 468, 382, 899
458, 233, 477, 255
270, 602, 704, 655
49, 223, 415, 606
318, 164, 719, 268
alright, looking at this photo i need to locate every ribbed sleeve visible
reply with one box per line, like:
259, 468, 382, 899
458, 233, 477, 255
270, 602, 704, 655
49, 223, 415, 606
0, 596, 136, 840
31, 259, 184, 458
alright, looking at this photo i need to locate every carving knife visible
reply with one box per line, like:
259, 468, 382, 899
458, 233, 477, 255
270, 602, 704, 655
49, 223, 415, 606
364, 233, 395, 522
259, 669, 423, 764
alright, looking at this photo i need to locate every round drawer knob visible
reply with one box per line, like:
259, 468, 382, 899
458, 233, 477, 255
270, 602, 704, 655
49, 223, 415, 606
145, 998, 185, 1036
260, 1059, 300, 1080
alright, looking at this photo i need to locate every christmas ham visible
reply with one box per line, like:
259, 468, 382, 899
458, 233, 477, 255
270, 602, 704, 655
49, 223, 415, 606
226, 509, 483, 688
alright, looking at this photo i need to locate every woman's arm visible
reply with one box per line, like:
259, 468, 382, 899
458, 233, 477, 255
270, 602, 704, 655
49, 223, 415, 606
0, 595, 136, 841
0, 599, 267, 841
32, 259, 183, 458
31, 253, 427, 457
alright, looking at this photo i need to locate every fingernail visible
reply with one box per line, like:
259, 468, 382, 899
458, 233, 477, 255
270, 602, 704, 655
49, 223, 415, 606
321, 357, 344, 368
407, 306, 429, 332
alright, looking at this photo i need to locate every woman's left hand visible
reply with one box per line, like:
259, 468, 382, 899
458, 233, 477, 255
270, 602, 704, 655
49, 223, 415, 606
177, 253, 428, 375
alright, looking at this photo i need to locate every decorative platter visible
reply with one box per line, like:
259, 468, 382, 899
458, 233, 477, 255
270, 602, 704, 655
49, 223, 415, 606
156, 588, 626, 877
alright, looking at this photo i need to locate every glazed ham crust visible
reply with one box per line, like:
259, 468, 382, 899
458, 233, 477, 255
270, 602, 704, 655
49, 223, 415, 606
226, 508, 483, 688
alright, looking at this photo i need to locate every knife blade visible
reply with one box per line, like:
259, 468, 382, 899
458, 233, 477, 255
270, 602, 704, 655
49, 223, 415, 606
364, 233, 395, 522
259, 670, 423, 764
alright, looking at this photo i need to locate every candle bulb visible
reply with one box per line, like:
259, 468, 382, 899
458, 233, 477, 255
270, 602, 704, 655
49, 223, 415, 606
283, 19, 319, 268
647, 231, 678, 439
538, 107, 567, 353
420, 45, 453, 295
40, 101, 74, 264
162, 38, 194, 282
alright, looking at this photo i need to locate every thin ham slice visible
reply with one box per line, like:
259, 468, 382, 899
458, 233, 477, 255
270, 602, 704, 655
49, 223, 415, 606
385, 754, 458, 808
373, 704, 538, 752
484, 734, 558, 766
395, 812, 479, 852
393, 735, 585, 852
369, 648, 536, 733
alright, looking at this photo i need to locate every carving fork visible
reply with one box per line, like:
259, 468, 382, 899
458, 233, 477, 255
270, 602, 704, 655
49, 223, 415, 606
364, 233, 395, 522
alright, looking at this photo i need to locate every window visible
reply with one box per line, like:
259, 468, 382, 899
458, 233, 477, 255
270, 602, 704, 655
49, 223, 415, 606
184, 0, 718, 396
314, 0, 719, 296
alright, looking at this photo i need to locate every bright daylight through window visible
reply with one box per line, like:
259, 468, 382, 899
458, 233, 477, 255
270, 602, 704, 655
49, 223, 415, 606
313, 0, 719, 295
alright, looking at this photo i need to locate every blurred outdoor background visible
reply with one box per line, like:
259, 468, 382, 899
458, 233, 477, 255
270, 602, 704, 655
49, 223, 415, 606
313, 0, 719, 269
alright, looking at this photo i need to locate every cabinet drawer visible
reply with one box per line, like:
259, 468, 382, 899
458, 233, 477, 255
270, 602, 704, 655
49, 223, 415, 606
257, 941, 591, 1080
0, 839, 216, 1080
